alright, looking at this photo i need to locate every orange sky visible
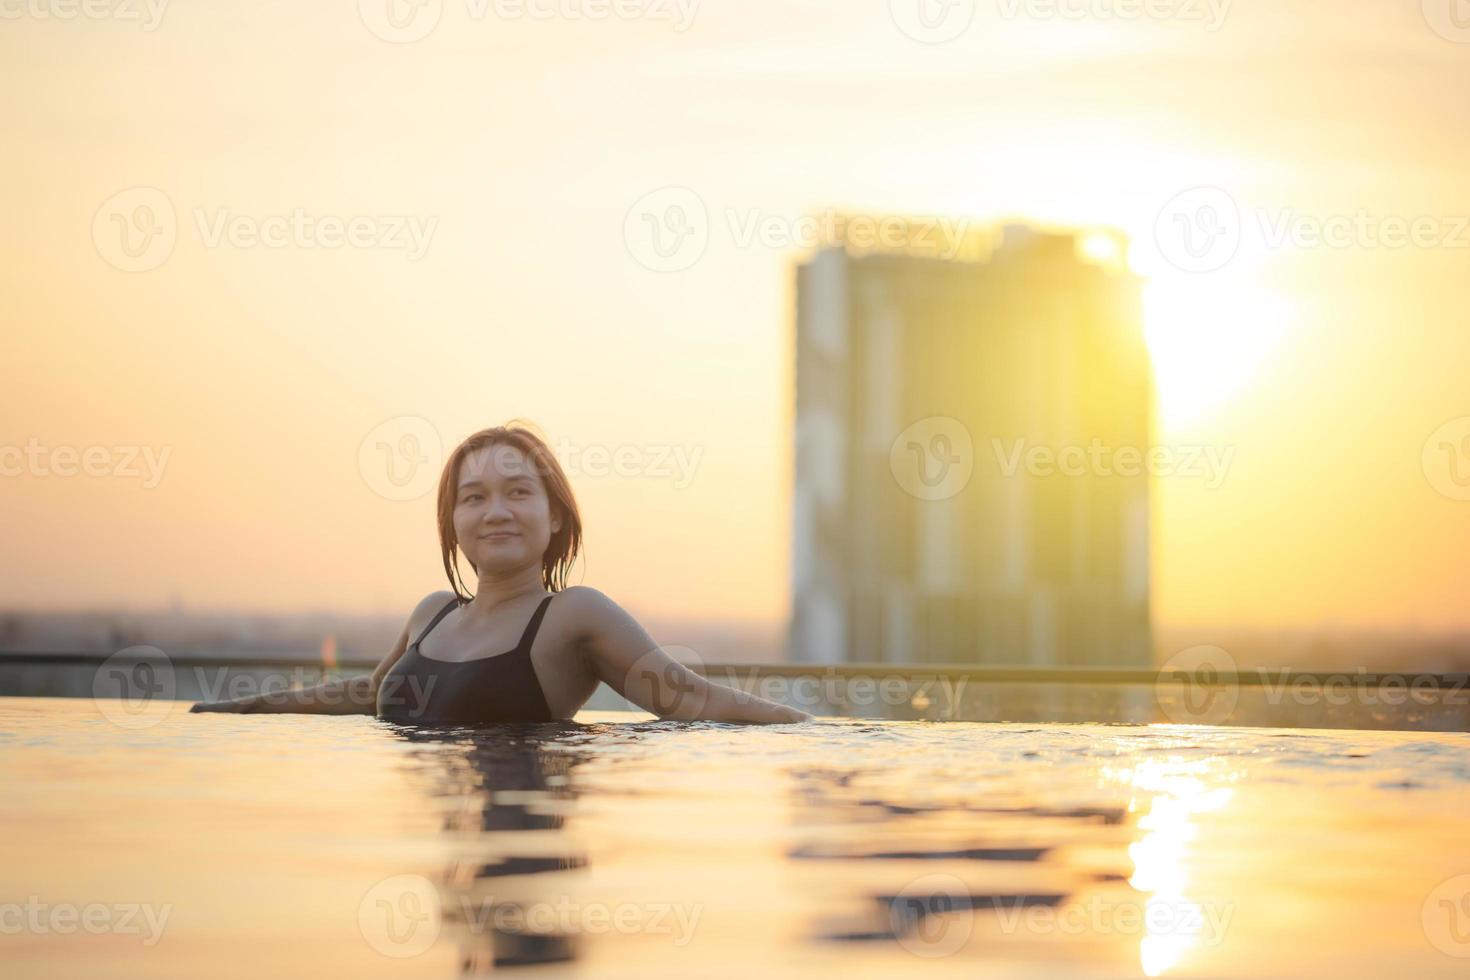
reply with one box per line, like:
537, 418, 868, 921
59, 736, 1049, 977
3, 4, 1468, 631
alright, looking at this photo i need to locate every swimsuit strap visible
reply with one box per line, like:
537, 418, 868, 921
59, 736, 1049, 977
412, 594, 554, 651
412, 598, 462, 648
515, 594, 555, 653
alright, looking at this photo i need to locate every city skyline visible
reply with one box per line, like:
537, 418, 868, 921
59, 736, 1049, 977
790, 227, 1152, 666
3, 5, 1469, 636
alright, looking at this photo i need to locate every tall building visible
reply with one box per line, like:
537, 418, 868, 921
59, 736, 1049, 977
789, 223, 1151, 666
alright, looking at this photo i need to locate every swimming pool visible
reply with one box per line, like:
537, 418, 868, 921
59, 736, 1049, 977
3, 696, 1468, 978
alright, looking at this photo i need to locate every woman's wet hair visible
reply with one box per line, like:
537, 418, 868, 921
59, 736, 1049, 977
437, 421, 583, 601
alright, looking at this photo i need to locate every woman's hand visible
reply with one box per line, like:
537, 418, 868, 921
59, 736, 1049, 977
187, 676, 378, 715
771, 704, 814, 724
188, 697, 255, 714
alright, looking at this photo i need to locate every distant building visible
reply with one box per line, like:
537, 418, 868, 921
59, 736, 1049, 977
789, 223, 1151, 666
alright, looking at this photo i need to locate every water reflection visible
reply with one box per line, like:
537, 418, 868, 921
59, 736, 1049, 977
786, 764, 1110, 955
6, 701, 1469, 979
385, 722, 589, 973
1107, 757, 1237, 976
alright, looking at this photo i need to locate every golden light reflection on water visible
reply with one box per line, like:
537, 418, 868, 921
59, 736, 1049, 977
1106, 757, 1238, 977
4, 700, 1469, 980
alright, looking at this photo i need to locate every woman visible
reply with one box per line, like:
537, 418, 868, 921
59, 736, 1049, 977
191, 423, 809, 725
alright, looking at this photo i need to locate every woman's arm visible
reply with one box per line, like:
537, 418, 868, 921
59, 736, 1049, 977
189, 592, 451, 715
564, 586, 811, 724
188, 672, 378, 715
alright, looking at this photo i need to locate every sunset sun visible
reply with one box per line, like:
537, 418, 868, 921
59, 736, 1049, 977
1143, 275, 1294, 433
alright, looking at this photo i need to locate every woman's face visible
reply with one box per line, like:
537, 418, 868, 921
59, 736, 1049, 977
453, 443, 561, 577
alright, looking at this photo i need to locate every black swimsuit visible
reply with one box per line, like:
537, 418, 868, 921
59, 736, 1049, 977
377, 595, 557, 725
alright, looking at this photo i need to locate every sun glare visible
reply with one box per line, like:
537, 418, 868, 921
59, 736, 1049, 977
1142, 276, 1293, 433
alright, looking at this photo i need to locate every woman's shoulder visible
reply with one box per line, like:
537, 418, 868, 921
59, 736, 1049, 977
550, 585, 614, 622
405, 589, 462, 636
553, 585, 614, 614
415, 589, 463, 613
550, 586, 637, 639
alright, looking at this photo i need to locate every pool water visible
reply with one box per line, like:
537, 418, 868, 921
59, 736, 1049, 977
2, 697, 1468, 978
